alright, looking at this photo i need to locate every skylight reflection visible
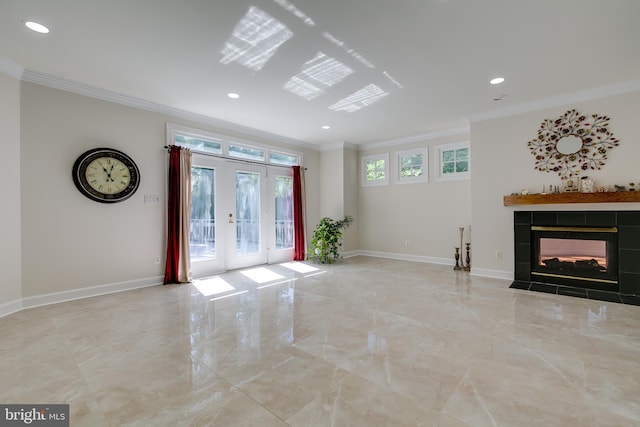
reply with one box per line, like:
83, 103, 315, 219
323, 32, 375, 69
383, 71, 404, 89
273, 0, 315, 26
283, 76, 324, 100
302, 53, 354, 86
284, 52, 354, 100
241, 267, 285, 284
329, 84, 389, 112
220, 6, 293, 71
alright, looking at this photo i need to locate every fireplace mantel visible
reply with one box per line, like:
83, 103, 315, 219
504, 191, 640, 206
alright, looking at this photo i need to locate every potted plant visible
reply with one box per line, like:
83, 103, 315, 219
308, 215, 353, 264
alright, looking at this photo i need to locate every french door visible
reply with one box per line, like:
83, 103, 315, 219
189, 156, 294, 278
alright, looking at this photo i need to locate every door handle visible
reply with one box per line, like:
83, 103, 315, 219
228, 213, 234, 224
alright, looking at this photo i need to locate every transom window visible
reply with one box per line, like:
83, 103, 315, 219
167, 123, 300, 167
435, 142, 470, 181
229, 144, 265, 161
269, 151, 299, 166
174, 134, 222, 155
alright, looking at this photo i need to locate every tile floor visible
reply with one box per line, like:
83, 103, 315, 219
1, 256, 639, 426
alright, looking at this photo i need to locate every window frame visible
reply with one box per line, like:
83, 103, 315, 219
395, 148, 428, 184
434, 141, 470, 182
166, 123, 302, 167
361, 153, 389, 187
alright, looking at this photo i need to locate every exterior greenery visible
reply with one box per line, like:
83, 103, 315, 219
308, 215, 354, 264
366, 159, 386, 181
400, 153, 423, 177
442, 147, 468, 174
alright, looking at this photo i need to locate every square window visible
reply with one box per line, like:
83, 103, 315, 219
435, 142, 470, 181
361, 153, 389, 186
396, 148, 428, 183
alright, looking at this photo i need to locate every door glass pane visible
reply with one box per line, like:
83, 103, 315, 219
190, 167, 216, 261
236, 171, 260, 256
275, 176, 293, 249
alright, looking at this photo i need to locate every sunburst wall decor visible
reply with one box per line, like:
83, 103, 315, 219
527, 109, 619, 179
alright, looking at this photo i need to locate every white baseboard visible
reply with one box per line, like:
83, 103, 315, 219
2, 276, 163, 318
0, 299, 23, 318
343, 250, 454, 266
344, 250, 514, 280
470, 268, 514, 281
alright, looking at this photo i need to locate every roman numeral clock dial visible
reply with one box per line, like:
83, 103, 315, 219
72, 148, 140, 203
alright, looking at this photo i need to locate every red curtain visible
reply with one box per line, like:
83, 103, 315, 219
292, 166, 306, 261
164, 146, 182, 284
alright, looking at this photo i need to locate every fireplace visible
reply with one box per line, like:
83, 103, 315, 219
531, 226, 618, 287
512, 211, 640, 303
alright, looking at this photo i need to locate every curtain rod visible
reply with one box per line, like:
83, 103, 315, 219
164, 145, 307, 170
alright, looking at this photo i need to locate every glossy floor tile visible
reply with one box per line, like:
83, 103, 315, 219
1, 256, 640, 426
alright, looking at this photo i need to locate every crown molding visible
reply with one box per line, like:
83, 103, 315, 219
0, 57, 24, 79
20, 69, 320, 152
361, 126, 470, 151
468, 79, 640, 123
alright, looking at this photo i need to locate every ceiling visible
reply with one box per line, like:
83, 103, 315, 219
1, 0, 639, 147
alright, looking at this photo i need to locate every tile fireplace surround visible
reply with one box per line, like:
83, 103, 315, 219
511, 210, 640, 306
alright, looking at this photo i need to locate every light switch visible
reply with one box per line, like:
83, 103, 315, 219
144, 195, 160, 204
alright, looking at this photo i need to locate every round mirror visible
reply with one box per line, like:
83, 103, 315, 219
556, 135, 583, 155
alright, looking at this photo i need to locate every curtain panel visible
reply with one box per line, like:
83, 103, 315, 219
292, 165, 306, 261
163, 146, 192, 284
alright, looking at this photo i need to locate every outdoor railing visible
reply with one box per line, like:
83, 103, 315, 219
189, 218, 294, 250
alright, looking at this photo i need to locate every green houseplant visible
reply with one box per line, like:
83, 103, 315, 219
308, 215, 353, 264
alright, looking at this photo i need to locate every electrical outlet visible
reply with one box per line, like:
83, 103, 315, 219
404, 240, 410, 246
154, 256, 161, 264
495, 250, 503, 260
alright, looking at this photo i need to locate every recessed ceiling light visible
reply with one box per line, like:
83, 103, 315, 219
322, 125, 331, 130
490, 77, 505, 85
24, 21, 50, 34
227, 93, 240, 99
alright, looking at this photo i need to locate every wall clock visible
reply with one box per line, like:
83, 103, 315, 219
72, 148, 140, 203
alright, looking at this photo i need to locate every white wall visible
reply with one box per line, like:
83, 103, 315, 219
358, 134, 471, 263
19, 82, 321, 298
319, 147, 344, 219
471, 90, 640, 278
342, 147, 359, 252
0, 71, 22, 311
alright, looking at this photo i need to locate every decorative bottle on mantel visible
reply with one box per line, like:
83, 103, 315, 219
581, 176, 594, 193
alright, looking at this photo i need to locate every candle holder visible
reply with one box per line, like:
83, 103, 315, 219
463, 243, 471, 272
454, 226, 464, 271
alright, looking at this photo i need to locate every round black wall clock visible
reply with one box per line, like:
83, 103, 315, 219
72, 148, 140, 203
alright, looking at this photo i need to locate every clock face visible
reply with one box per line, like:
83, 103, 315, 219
72, 148, 140, 203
